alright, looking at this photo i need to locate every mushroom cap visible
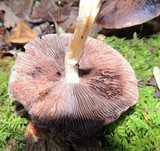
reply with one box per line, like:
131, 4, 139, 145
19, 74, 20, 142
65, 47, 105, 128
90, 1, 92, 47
96, 0, 160, 29
9, 34, 138, 136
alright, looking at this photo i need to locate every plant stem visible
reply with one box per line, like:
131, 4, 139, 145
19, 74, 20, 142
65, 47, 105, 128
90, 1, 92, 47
65, 0, 101, 83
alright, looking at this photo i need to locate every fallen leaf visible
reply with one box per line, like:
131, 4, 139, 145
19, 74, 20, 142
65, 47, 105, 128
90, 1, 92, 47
6, 139, 17, 151
5, 0, 34, 19
0, 3, 19, 28
147, 76, 157, 87
29, 0, 78, 33
6, 20, 37, 44
154, 91, 160, 98
138, 81, 146, 87
29, 0, 58, 22
97, 34, 106, 41
59, 6, 78, 33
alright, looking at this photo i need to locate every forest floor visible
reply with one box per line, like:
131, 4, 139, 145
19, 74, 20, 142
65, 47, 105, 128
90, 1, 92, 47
0, 33, 160, 151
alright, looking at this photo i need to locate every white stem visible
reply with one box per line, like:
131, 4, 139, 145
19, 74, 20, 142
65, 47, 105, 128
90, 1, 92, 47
153, 66, 160, 90
65, 0, 101, 83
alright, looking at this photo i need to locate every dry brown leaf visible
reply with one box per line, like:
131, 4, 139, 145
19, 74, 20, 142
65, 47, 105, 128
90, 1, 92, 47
30, 0, 57, 22
154, 91, 160, 98
147, 76, 157, 87
59, 6, 78, 33
96, 34, 106, 41
0, 3, 19, 28
5, 0, 34, 19
6, 20, 37, 44
29, 0, 77, 28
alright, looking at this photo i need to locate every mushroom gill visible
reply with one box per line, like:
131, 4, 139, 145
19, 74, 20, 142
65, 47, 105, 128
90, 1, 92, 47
9, 33, 138, 136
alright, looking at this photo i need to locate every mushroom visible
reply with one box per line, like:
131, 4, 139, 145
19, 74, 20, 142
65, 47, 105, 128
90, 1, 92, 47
96, 0, 160, 29
9, 0, 138, 150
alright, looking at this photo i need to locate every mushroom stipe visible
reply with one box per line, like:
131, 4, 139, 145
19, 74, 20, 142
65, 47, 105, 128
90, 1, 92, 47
24, 121, 101, 151
9, 33, 138, 137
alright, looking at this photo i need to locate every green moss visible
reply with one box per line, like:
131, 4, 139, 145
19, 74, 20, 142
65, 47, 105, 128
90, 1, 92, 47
0, 57, 27, 151
101, 87, 160, 151
104, 33, 160, 82
101, 33, 160, 151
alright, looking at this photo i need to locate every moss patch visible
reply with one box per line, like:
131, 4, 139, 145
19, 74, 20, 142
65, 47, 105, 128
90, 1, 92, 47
101, 87, 160, 151
104, 33, 160, 82
101, 33, 160, 151
0, 57, 28, 151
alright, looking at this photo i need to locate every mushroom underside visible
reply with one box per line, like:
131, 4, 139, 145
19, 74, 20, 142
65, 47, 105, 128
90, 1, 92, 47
9, 34, 138, 136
